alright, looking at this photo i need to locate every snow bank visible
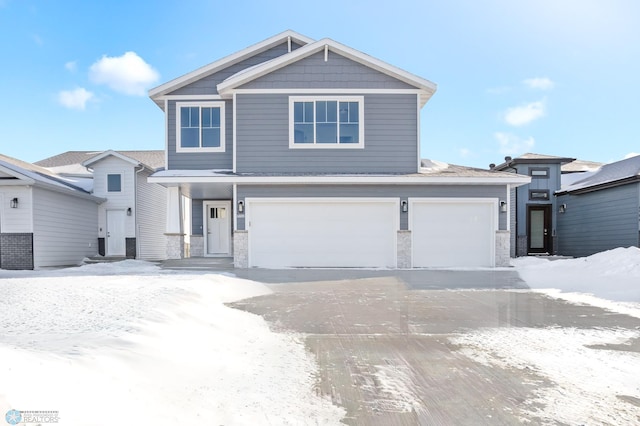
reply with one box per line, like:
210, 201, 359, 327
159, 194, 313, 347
0, 261, 344, 425
513, 247, 640, 314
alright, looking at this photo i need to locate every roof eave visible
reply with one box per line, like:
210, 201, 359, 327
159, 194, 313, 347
557, 175, 640, 195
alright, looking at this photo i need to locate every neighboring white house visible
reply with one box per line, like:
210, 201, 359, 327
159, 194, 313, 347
36, 150, 167, 261
0, 154, 103, 269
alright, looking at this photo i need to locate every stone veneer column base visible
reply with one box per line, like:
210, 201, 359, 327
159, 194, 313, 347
397, 230, 411, 268
165, 234, 185, 260
233, 231, 248, 268
190, 236, 204, 257
495, 230, 511, 267
516, 235, 527, 257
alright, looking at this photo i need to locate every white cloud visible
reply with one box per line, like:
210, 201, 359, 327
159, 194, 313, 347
58, 88, 94, 110
624, 152, 639, 159
89, 52, 159, 96
523, 77, 555, 90
504, 100, 545, 126
65, 61, 77, 72
495, 132, 535, 156
459, 148, 471, 157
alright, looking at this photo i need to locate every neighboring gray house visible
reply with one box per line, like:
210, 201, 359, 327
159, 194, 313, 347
556, 155, 640, 257
148, 30, 530, 268
493, 153, 575, 257
0, 153, 103, 269
35, 150, 167, 261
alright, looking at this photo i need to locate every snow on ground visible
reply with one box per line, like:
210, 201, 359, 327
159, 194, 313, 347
449, 247, 640, 424
0, 261, 344, 425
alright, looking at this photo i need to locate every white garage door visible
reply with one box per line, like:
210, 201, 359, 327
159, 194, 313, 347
410, 198, 497, 267
247, 198, 398, 268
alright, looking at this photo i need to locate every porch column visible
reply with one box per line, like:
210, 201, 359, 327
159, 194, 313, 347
165, 186, 184, 259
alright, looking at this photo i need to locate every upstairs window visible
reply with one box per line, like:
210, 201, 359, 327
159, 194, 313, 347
529, 167, 549, 178
107, 174, 121, 192
176, 101, 225, 152
289, 96, 364, 148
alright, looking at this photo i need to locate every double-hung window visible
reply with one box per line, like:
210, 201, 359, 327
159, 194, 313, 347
289, 96, 364, 148
176, 101, 225, 152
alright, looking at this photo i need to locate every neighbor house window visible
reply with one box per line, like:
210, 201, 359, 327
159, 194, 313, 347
176, 101, 225, 152
529, 190, 550, 200
107, 174, 121, 192
529, 167, 549, 178
289, 96, 364, 148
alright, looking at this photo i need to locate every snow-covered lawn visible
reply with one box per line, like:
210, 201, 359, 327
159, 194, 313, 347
451, 247, 640, 424
0, 261, 344, 425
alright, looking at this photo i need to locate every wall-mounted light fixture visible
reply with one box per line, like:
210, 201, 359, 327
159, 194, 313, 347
126, 207, 132, 216
499, 200, 507, 213
559, 203, 567, 214
401, 200, 408, 213
10, 197, 18, 208
238, 200, 244, 213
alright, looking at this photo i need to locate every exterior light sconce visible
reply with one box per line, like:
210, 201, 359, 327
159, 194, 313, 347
126, 207, 132, 216
499, 201, 507, 213
559, 203, 567, 214
401, 200, 408, 213
238, 200, 244, 213
10, 197, 18, 208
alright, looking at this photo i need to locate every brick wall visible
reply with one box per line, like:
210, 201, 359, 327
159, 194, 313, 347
0, 233, 34, 270
126, 238, 136, 259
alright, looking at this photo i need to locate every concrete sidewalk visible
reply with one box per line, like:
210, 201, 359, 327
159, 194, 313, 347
230, 273, 640, 425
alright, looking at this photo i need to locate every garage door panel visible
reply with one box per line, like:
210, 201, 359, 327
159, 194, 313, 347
248, 199, 397, 268
411, 199, 496, 268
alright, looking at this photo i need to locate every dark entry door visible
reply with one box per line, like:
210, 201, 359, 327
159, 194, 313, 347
528, 205, 552, 254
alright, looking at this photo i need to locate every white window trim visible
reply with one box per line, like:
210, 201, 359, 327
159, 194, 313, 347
288, 96, 364, 149
176, 101, 226, 153
106, 173, 122, 192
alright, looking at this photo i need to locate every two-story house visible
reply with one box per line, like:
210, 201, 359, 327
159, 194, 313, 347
148, 30, 530, 268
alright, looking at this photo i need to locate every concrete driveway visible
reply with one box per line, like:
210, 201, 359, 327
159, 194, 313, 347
229, 269, 640, 425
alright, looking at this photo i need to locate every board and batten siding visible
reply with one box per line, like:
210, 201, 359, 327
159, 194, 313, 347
167, 42, 300, 96
136, 170, 167, 260
557, 183, 640, 257
0, 186, 33, 233
239, 51, 417, 90
32, 187, 98, 267
167, 99, 233, 170
91, 157, 136, 238
236, 184, 507, 231
235, 93, 418, 173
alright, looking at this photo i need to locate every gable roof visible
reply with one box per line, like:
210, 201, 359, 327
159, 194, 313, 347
493, 152, 575, 170
36, 150, 165, 172
217, 37, 438, 107
0, 153, 102, 201
148, 30, 314, 103
558, 155, 640, 194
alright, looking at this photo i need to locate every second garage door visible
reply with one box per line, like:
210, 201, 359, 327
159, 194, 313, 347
247, 198, 398, 268
410, 198, 497, 268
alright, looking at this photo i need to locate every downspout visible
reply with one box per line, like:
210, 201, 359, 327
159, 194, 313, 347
134, 164, 145, 259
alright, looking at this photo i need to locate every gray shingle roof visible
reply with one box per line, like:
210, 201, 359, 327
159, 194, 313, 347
0, 153, 92, 194
35, 150, 165, 171
559, 155, 640, 193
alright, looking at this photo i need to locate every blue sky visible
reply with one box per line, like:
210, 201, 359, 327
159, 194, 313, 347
1, 0, 638, 168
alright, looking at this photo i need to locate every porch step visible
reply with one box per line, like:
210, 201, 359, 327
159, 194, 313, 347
84, 256, 127, 264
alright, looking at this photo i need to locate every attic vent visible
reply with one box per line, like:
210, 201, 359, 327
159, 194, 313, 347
505, 156, 512, 162
489, 163, 496, 170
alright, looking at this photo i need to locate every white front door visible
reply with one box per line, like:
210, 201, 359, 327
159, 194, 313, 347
205, 201, 231, 255
106, 210, 126, 256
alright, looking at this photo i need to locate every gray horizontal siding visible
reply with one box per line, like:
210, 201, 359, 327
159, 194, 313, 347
235, 93, 418, 173
557, 183, 640, 257
168, 42, 299, 96
237, 184, 507, 231
240, 51, 416, 90
167, 99, 233, 170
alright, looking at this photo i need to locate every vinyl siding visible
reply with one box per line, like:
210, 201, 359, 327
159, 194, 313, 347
557, 183, 640, 257
167, 99, 233, 170
32, 187, 98, 267
514, 163, 561, 236
239, 51, 416, 90
235, 93, 418, 173
91, 157, 136, 238
236, 184, 507, 231
0, 186, 33, 233
136, 170, 167, 260
167, 42, 300, 96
